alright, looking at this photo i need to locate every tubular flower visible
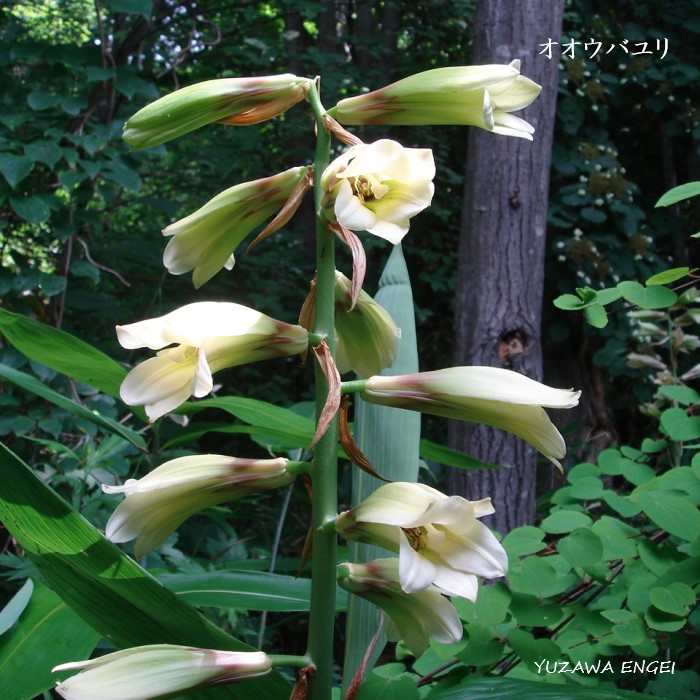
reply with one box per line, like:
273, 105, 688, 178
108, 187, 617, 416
103, 455, 293, 557
335, 482, 507, 600
360, 366, 581, 467
53, 645, 271, 700
334, 271, 400, 377
123, 74, 312, 149
117, 302, 308, 421
162, 166, 309, 288
320, 139, 435, 244
333, 61, 541, 139
337, 559, 462, 658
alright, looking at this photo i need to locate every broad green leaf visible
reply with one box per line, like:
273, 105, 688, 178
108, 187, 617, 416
507, 557, 557, 596
502, 526, 546, 556
592, 516, 638, 559
541, 509, 592, 533
456, 627, 501, 666
0, 442, 291, 700
357, 673, 420, 700
159, 571, 347, 612
0, 579, 100, 700
644, 606, 687, 632
569, 475, 604, 499
0, 364, 145, 451
619, 458, 655, 486
655, 181, 700, 207
24, 141, 63, 168
419, 439, 506, 470
0, 308, 126, 398
0, 579, 33, 635
454, 582, 511, 627
658, 385, 700, 406
10, 195, 51, 224
584, 303, 608, 328
553, 294, 585, 310
649, 582, 695, 616
506, 629, 560, 673
660, 407, 700, 441
509, 593, 563, 626
617, 281, 677, 309
343, 245, 421, 691
601, 610, 646, 646
635, 491, 700, 541
0, 154, 33, 188
595, 287, 624, 305
646, 267, 691, 285
557, 528, 603, 568
425, 677, 656, 699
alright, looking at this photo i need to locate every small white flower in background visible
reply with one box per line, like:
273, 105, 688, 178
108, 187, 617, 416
117, 302, 308, 421
321, 139, 435, 244
361, 366, 581, 468
337, 558, 463, 658
103, 455, 293, 557
336, 482, 508, 600
53, 644, 271, 700
162, 166, 309, 288
123, 74, 312, 150
334, 61, 541, 140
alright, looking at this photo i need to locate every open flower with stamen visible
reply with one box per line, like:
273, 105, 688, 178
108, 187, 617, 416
333, 61, 540, 139
320, 139, 435, 244
103, 455, 293, 557
336, 483, 507, 600
123, 74, 312, 150
53, 644, 271, 700
360, 366, 580, 467
163, 166, 309, 287
337, 559, 462, 658
117, 302, 308, 421
334, 271, 400, 377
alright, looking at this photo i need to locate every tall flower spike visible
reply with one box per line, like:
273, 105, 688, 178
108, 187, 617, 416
162, 166, 310, 288
103, 455, 293, 557
336, 482, 508, 600
337, 559, 463, 658
117, 302, 308, 421
123, 74, 312, 149
360, 366, 581, 468
53, 645, 271, 700
333, 61, 541, 140
320, 139, 435, 244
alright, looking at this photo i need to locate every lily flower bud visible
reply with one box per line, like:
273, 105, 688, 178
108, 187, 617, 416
103, 455, 293, 557
336, 482, 507, 600
53, 644, 271, 700
320, 139, 435, 244
123, 74, 312, 149
163, 166, 309, 288
117, 302, 308, 421
337, 559, 463, 658
360, 366, 580, 467
333, 61, 540, 139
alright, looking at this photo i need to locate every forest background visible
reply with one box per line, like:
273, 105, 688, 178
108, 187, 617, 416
1, 1, 699, 699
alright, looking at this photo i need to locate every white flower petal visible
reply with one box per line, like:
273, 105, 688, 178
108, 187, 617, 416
398, 530, 437, 593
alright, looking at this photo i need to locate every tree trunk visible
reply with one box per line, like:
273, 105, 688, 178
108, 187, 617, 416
447, 0, 564, 533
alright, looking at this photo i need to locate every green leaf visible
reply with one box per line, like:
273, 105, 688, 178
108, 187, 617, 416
0, 308, 126, 398
619, 458, 655, 486
584, 303, 608, 328
10, 195, 50, 224
553, 294, 585, 310
655, 181, 700, 207
24, 141, 63, 168
344, 245, 421, 691
27, 91, 59, 110
649, 582, 695, 616
617, 281, 678, 309
541, 509, 592, 534
502, 526, 546, 556
569, 476, 604, 499
455, 582, 511, 626
507, 557, 558, 596
660, 407, 700, 441
108, 0, 153, 16
0, 580, 100, 700
601, 610, 647, 646
595, 288, 624, 305
509, 594, 563, 627
591, 516, 639, 559
0, 443, 290, 700
557, 528, 604, 568
658, 385, 700, 406
506, 629, 560, 673
0, 364, 145, 450
0, 154, 34, 188
159, 571, 347, 612
419, 439, 506, 470
357, 673, 420, 700
644, 606, 687, 632
0, 579, 33, 635
646, 267, 691, 285
635, 491, 700, 541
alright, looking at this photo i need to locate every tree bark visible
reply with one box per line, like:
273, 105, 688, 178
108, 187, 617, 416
447, 0, 564, 532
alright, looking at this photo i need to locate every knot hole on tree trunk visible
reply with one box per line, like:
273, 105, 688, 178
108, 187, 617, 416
497, 329, 528, 368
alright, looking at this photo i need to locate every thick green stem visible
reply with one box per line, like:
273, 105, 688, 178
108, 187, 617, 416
305, 79, 339, 699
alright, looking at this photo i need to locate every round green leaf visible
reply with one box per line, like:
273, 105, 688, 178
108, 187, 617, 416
584, 303, 608, 328
502, 526, 546, 556
658, 385, 700, 406
646, 267, 691, 285
649, 582, 695, 616
660, 407, 700, 442
635, 491, 700, 541
619, 458, 655, 486
557, 528, 604, 567
541, 509, 592, 534
554, 294, 585, 310
617, 280, 678, 309
570, 476, 604, 499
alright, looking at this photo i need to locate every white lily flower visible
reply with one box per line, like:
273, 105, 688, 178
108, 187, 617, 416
103, 455, 293, 557
53, 644, 271, 700
163, 166, 309, 288
336, 482, 507, 599
337, 558, 463, 657
361, 366, 581, 467
117, 302, 308, 421
321, 139, 435, 244
334, 61, 540, 140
